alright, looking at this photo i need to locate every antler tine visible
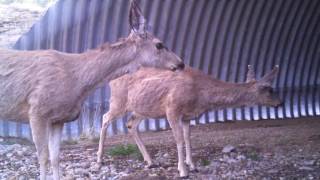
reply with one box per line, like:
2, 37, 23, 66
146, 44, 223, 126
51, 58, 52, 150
246, 65, 256, 83
259, 65, 279, 86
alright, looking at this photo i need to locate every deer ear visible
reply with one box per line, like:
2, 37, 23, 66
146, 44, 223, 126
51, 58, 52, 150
246, 65, 256, 83
129, 0, 146, 35
259, 65, 279, 86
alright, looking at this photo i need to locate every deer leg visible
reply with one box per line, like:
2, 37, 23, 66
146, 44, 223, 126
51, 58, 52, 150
127, 114, 155, 167
48, 122, 63, 180
167, 113, 188, 177
182, 120, 196, 171
97, 112, 121, 164
29, 118, 49, 180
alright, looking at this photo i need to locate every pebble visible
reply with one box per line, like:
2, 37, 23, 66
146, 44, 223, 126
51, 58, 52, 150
303, 160, 315, 166
237, 155, 246, 161
267, 169, 278, 174
163, 153, 169, 158
6, 152, 13, 158
299, 166, 314, 171
222, 145, 236, 153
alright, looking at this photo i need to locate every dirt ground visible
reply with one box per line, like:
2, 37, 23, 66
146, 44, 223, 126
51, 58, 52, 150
1, 117, 319, 179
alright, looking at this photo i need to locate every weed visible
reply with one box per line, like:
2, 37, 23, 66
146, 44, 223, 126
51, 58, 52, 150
62, 139, 78, 145
200, 158, 211, 166
245, 150, 260, 161
107, 144, 142, 160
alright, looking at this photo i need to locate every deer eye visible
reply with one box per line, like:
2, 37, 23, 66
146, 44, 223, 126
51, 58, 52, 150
156, 43, 166, 50
262, 86, 273, 93
268, 88, 273, 93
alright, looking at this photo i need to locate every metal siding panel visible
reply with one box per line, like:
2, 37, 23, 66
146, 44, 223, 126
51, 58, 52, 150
199, 0, 219, 73
306, 7, 320, 116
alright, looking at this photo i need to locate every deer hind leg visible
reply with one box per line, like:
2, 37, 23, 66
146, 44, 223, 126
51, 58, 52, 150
167, 112, 188, 177
48, 122, 63, 180
29, 117, 49, 180
97, 111, 122, 164
182, 120, 196, 171
127, 114, 155, 167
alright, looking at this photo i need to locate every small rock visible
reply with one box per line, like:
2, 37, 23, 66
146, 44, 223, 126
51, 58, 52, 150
74, 168, 89, 176
226, 158, 237, 164
237, 155, 246, 161
222, 145, 235, 153
90, 163, 101, 172
19, 166, 27, 172
308, 174, 314, 180
16, 150, 24, 156
199, 167, 212, 174
22, 147, 29, 153
303, 160, 315, 166
149, 173, 158, 177
63, 175, 74, 180
124, 168, 134, 174
267, 169, 278, 174
299, 166, 314, 171
79, 162, 90, 168
0, 150, 6, 156
18, 175, 27, 180
6, 153, 13, 158
210, 161, 220, 167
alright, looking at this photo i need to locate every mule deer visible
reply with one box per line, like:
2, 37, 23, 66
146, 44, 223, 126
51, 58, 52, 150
97, 66, 281, 177
0, 1, 184, 179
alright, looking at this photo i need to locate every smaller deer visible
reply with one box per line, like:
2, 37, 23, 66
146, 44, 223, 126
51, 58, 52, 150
97, 66, 281, 178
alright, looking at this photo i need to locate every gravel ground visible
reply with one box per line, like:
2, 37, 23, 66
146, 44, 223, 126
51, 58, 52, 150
0, 3, 47, 48
0, 118, 319, 179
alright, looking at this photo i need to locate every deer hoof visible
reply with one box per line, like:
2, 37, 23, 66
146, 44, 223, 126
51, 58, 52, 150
189, 168, 199, 173
180, 175, 189, 179
147, 163, 159, 169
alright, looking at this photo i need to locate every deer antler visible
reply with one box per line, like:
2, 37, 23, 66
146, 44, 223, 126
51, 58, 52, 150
129, 0, 146, 35
259, 65, 279, 86
246, 65, 256, 83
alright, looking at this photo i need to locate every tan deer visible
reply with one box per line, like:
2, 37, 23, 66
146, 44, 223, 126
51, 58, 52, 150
0, 1, 184, 179
97, 65, 282, 178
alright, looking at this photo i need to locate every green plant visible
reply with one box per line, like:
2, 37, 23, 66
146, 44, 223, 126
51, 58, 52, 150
245, 150, 260, 161
107, 144, 142, 160
62, 139, 78, 145
200, 158, 211, 166
0, 140, 16, 145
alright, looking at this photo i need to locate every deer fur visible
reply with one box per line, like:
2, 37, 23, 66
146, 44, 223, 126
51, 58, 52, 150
97, 66, 281, 177
0, 1, 184, 179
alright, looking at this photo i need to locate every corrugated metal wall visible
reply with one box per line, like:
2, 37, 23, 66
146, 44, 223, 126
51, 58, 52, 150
1, 0, 319, 140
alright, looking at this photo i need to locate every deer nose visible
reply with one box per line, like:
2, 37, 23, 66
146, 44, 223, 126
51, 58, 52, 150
177, 63, 185, 70
275, 101, 283, 107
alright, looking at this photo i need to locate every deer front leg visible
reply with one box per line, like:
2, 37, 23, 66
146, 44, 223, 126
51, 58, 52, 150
97, 112, 120, 164
127, 114, 155, 168
29, 117, 49, 180
48, 122, 63, 180
182, 120, 196, 171
167, 112, 188, 178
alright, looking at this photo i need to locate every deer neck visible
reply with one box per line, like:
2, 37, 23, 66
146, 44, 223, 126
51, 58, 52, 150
200, 81, 254, 110
75, 42, 137, 94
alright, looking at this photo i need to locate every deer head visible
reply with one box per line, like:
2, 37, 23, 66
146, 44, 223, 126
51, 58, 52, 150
246, 65, 282, 107
126, 0, 184, 71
